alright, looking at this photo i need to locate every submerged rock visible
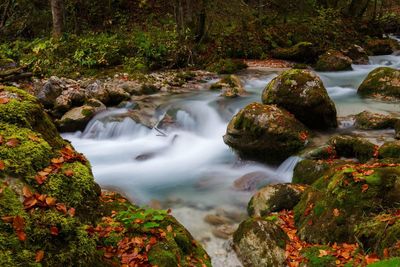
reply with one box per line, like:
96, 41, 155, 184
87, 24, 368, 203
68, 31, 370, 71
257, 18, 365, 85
262, 69, 337, 129
315, 50, 353, 71
247, 184, 307, 217
223, 102, 309, 164
358, 67, 400, 100
210, 75, 247, 98
271, 42, 316, 62
354, 110, 398, 130
233, 218, 288, 267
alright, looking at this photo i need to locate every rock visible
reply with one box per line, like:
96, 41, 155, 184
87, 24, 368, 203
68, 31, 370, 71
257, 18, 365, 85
36, 76, 64, 108
57, 99, 106, 132
294, 161, 400, 245
329, 135, 376, 162
212, 224, 236, 239
247, 184, 307, 217
396, 120, 400, 140
354, 110, 398, 130
365, 39, 396, 55
86, 80, 109, 103
105, 85, 130, 105
210, 75, 247, 98
53, 94, 72, 116
207, 59, 248, 74
204, 214, 231, 226
223, 102, 309, 164
301, 145, 337, 160
292, 159, 332, 185
342, 44, 369, 65
358, 67, 400, 100
315, 50, 353, 71
262, 69, 337, 129
233, 218, 288, 267
233, 171, 269, 191
379, 141, 400, 159
271, 42, 317, 62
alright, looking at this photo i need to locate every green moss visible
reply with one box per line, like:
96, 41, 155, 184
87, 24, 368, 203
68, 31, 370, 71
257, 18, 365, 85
271, 42, 316, 62
81, 107, 94, 117
301, 246, 336, 267
367, 258, 400, 266
329, 135, 375, 162
379, 141, 400, 159
0, 86, 65, 148
358, 67, 400, 99
315, 50, 352, 72
292, 159, 331, 184
0, 122, 52, 178
207, 58, 248, 74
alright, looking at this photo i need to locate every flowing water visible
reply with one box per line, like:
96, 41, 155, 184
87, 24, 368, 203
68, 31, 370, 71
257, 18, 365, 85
63, 38, 400, 266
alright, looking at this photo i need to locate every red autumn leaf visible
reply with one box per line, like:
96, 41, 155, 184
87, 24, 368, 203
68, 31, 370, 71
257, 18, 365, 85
361, 184, 369, 193
35, 175, 46, 185
1, 216, 14, 223
0, 160, 5, 171
0, 98, 10, 104
35, 250, 44, 262
23, 197, 38, 209
364, 170, 374, 176
50, 226, 59, 236
149, 236, 157, 245
51, 157, 64, 164
16, 230, 27, 241
22, 186, 33, 198
0, 135, 3, 144
13, 216, 25, 230
365, 254, 380, 264
56, 203, 67, 214
68, 207, 76, 217
45, 197, 56, 206
333, 208, 340, 217
64, 169, 74, 177
5, 138, 19, 147
383, 248, 389, 258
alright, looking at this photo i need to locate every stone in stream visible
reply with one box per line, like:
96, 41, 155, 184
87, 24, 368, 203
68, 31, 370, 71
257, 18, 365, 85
358, 67, 400, 100
378, 140, 400, 159
233, 171, 269, 191
233, 218, 288, 267
262, 69, 338, 129
36, 76, 65, 108
212, 224, 237, 240
270, 42, 317, 62
315, 50, 353, 71
247, 184, 307, 217
328, 135, 376, 163
210, 74, 247, 98
223, 102, 309, 164
342, 44, 369, 65
354, 110, 398, 130
204, 214, 232, 226
365, 38, 398, 56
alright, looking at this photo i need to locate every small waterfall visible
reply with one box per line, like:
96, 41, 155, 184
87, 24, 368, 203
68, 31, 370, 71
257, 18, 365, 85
275, 156, 301, 183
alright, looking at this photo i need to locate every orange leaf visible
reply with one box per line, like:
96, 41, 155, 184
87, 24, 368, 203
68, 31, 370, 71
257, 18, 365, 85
362, 184, 369, 193
5, 138, 19, 147
0, 135, 3, 144
23, 197, 38, 209
365, 254, 380, 264
56, 203, 67, 214
333, 208, 340, 217
22, 186, 33, 198
167, 225, 173, 233
0, 98, 10, 104
35, 250, 44, 262
319, 250, 329, 257
364, 170, 374, 176
51, 157, 64, 164
13, 216, 25, 230
35, 175, 46, 185
50, 226, 59, 236
16, 230, 26, 241
68, 208, 76, 217
45, 197, 56, 206
0, 160, 4, 171
28, 134, 41, 142
64, 169, 74, 177
1, 216, 14, 223
383, 248, 389, 258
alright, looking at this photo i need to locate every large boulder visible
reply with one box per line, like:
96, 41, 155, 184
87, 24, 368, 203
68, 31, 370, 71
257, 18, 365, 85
365, 39, 397, 55
315, 50, 353, 71
223, 103, 309, 163
247, 184, 306, 217
262, 69, 337, 129
379, 141, 400, 159
233, 218, 288, 267
358, 67, 400, 100
329, 135, 376, 163
292, 159, 332, 185
0, 85, 212, 267
342, 44, 369, 65
354, 110, 398, 130
271, 42, 317, 62
210, 75, 247, 98
36, 76, 64, 108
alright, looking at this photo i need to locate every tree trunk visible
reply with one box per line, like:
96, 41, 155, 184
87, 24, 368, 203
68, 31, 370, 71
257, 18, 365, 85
50, 0, 63, 38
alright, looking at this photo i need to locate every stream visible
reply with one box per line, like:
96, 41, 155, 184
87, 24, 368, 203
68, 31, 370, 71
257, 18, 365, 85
63, 37, 400, 267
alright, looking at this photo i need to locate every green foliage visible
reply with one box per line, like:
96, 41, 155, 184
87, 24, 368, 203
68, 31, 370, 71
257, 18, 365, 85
207, 58, 248, 74
367, 258, 400, 267
116, 206, 169, 231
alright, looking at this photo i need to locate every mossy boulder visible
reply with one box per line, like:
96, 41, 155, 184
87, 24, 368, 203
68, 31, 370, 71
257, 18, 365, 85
247, 184, 307, 217
233, 218, 288, 267
207, 58, 248, 74
262, 69, 337, 129
301, 145, 337, 160
223, 102, 309, 164
342, 44, 369, 65
365, 39, 397, 56
271, 42, 317, 63
395, 120, 400, 140
294, 161, 400, 244
292, 159, 332, 185
379, 141, 400, 159
210, 75, 247, 98
315, 50, 353, 71
329, 135, 376, 163
56, 99, 106, 132
358, 67, 400, 100
355, 111, 398, 130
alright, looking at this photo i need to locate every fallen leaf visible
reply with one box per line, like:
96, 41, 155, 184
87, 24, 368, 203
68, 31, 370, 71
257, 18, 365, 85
13, 216, 25, 230
68, 207, 76, 217
51, 157, 64, 164
45, 197, 56, 206
319, 249, 329, 257
28, 134, 41, 142
64, 169, 74, 177
0, 98, 10, 104
5, 138, 19, 147
0, 160, 5, 170
50, 226, 59, 236
56, 203, 67, 214
35, 175, 46, 185
365, 254, 380, 264
0, 135, 3, 144
35, 250, 44, 262
364, 170, 374, 176
16, 230, 27, 241
22, 186, 33, 198
362, 184, 369, 193
1, 216, 14, 223
167, 225, 173, 233
333, 208, 340, 217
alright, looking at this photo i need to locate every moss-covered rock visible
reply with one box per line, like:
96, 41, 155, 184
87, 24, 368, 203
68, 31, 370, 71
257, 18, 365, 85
315, 50, 353, 71
262, 69, 337, 129
365, 39, 397, 56
210, 75, 247, 98
355, 111, 398, 130
301, 145, 337, 160
248, 184, 307, 217
395, 120, 400, 140
342, 44, 369, 65
271, 42, 317, 63
358, 67, 400, 100
207, 58, 248, 74
294, 161, 400, 244
233, 218, 288, 267
300, 246, 336, 267
223, 102, 309, 164
292, 159, 332, 185
379, 141, 400, 159
329, 135, 376, 162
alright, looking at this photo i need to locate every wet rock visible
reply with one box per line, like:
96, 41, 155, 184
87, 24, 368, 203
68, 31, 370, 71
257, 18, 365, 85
247, 184, 307, 217
36, 76, 64, 108
365, 38, 397, 56
342, 44, 369, 65
204, 214, 231, 226
57, 99, 106, 132
354, 110, 398, 130
85, 80, 109, 103
292, 159, 332, 185
212, 224, 236, 239
315, 50, 353, 71
216, 209, 247, 223
233, 218, 288, 267
379, 141, 400, 159
301, 145, 337, 160
105, 85, 130, 105
233, 171, 269, 191
223, 102, 309, 164
329, 135, 376, 162
395, 120, 400, 140
207, 59, 248, 74
358, 67, 400, 100
271, 42, 317, 62
262, 69, 337, 129
210, 75, 247, 98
